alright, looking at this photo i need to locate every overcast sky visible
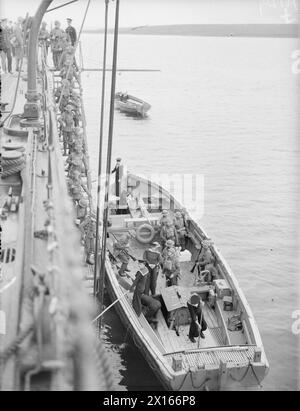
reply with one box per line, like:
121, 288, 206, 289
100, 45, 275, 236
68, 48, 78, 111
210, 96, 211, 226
1, 0, 299, 28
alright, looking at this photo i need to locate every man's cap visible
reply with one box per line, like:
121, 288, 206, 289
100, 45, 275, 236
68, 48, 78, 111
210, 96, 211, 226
165, 239, 175, 247
67, 18, 72, 22
162, 209, 168, 215
116, 157, 122, 162
151, 242, 160, 248
189, 293, 200, 306
120, 233, 130, 242
1, 18, 7, 22
79, 198, 89, 207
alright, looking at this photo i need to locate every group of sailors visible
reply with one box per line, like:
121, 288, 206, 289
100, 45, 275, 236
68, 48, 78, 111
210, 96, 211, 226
50, 24, 97, 266
112, 207, 215, 340
38, 18, 77, 70
111, 208, 188, 327
0, 17, 26, 74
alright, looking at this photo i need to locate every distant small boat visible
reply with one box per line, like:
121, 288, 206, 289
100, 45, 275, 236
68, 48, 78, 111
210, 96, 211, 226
115, 92, 151, 117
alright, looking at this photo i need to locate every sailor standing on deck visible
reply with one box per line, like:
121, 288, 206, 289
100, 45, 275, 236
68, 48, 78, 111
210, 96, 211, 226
162, 240, 181, 287
38, 21, 50, 55
50, 21, 64, 69
59, 104, 74, 156
111, 157, 123, 206
66, 18, 77, 46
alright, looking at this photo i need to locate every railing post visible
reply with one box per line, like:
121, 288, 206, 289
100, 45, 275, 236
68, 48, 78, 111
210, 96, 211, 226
23, 0, 53, 121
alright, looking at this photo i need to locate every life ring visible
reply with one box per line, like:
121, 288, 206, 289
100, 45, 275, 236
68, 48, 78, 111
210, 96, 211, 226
2, 142, 24, 151
135, 223, 155, 244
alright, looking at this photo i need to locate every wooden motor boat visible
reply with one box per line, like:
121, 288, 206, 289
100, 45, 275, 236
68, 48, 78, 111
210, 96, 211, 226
104, 172, 269, 391
115, 92, 151, 117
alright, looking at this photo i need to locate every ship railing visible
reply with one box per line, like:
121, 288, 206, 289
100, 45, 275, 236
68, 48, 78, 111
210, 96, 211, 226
21, 45, 113, 390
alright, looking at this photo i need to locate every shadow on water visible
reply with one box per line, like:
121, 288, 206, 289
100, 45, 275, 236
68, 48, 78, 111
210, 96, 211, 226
115, 110, 150, 121
101, 291, 163, 391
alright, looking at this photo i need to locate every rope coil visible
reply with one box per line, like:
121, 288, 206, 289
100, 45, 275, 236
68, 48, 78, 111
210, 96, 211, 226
1, 156, 26, 178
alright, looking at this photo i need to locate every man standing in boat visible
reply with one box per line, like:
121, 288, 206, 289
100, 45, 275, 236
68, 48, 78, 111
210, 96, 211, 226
162, 240, 181, 287
160, 219, 178, 247
143, 242, 163, 295
111, 157, 123, 208
130, 260, 149, 316
187, 294, 207, 343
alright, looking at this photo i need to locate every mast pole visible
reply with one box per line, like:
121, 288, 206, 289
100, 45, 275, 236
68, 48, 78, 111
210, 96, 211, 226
94, 0, 110, 298
97, 0, 121, 327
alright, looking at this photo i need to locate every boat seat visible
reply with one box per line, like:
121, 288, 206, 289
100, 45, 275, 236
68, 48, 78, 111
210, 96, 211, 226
124, 216, 159, 227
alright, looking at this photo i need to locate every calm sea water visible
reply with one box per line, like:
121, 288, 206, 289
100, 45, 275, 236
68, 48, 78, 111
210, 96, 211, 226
80, 33, 299, 391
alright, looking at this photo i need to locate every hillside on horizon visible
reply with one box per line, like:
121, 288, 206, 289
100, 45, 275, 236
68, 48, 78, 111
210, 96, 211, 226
83, 23, 299, 38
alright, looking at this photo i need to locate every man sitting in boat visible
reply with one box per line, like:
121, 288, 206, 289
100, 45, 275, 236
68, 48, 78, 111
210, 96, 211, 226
160, 219, 178, 248
194, 240, 218, 282
141, 294, 161, 329
187, 294, 207, 343
113, 234, 131, 276
143, 242, 163, 296
162, 240, 180, 287
130, 260, 149, 316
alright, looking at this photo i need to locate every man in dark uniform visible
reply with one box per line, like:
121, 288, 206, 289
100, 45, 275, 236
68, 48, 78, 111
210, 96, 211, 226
66, 18, 77, 46
143, 242, 163, 296
187, 294, 207, 343
130, 260, 149, 316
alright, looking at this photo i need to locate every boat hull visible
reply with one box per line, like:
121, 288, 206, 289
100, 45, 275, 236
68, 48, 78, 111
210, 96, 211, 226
104, 172, 269, 391
115, 93, 151, 117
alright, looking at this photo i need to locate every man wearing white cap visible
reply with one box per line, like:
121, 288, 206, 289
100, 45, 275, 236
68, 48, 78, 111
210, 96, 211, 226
187, 294, 207, 343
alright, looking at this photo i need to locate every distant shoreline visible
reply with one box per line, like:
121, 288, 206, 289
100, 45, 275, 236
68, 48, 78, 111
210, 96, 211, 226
83, 23, 299, 38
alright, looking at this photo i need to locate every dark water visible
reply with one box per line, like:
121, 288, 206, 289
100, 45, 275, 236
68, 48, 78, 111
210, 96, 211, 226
81, 33, 299, 391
